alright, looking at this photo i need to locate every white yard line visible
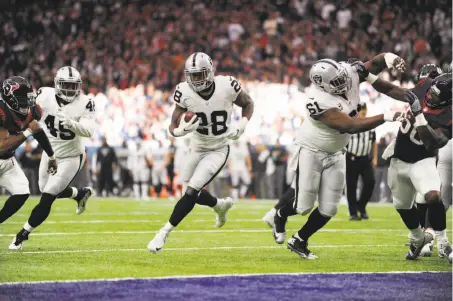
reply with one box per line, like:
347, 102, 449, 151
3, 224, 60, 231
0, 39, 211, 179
0, 270, 446, 285
0, 228, 407, 237
2, 218, 390, 225
0, 244, 397, 255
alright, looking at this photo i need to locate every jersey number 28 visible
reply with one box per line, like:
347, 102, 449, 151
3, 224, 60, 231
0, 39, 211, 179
45, 115, 76, 140
196, 111, 228, 136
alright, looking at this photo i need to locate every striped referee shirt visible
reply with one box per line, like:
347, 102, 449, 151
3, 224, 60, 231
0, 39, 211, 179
347, 130, 376, 157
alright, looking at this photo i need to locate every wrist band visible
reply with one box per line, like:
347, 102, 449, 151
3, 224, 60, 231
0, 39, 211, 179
415, 114, 428, 127
49, 155, 56, 160
23, 129, 33, 138
366, 73, 378, 84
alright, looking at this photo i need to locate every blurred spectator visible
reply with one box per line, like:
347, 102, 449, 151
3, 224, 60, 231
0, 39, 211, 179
271, 140, 288, 199
94, 137, 118, 197
18, 141, 42, 195
372, 136, 393, 203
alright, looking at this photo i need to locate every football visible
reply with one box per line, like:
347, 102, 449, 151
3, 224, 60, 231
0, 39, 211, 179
178, 111, 196, 125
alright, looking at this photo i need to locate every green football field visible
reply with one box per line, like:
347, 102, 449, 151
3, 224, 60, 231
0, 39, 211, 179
0, 198, 451, 283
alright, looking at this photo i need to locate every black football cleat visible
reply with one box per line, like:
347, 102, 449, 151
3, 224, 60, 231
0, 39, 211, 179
349, 215, 361, 221
406, 232, 434, 260
287, 236, 318, 259
272, 213, 287, 244
360, 212, 369, 220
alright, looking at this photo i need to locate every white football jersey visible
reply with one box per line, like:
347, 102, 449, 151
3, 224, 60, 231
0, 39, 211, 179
127, 141, 151, 170
229, 140, 250, 170
295, 63, 361, 153
173, 75, 242, 151
36, 87, 95, 158
151, 147, 168, 170
439, 139, 452, 164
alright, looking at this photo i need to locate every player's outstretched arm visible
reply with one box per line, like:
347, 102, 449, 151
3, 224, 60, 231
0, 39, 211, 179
353, 61, 412, 102
318, 108, 403, 134
363, 53, 406, 75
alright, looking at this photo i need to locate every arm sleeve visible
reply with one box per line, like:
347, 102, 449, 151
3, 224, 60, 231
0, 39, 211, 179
33, 130, 54, 157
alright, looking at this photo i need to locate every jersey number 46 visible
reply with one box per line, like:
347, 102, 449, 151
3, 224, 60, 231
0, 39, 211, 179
45, 115, 76, 140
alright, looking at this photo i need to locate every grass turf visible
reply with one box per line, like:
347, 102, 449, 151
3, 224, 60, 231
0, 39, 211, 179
0, 198, 451, 283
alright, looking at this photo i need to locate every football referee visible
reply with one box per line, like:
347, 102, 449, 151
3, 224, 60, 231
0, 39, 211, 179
345, 104, 377, 220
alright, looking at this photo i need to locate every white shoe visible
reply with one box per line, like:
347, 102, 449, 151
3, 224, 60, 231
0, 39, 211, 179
213, 197, 233, 228
420, 241, 433, 257
76, 187, 94, 215
262, 208, 276, 228
8, 236, 24, 251
438, 238, 453, 259
147, 230, 170, 254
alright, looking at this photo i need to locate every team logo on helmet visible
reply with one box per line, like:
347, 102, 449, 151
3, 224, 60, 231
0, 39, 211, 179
3, 80, 20, 96
312, 75, 322, 85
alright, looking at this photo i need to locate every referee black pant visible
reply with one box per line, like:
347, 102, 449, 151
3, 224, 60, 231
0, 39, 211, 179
346, 154, 375, 216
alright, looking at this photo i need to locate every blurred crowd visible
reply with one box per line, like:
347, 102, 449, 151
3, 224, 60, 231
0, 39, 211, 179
0, 0, 450, 200
1, 0, 451, 91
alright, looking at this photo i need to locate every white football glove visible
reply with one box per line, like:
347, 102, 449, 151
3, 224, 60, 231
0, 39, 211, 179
173, 113, 200, 137
226, 117, 249, 140
383, 110, 411, 122
56, 111, 75, 129
384, 53, 406, 72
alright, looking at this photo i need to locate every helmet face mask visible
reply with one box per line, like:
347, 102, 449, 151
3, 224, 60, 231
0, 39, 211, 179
54, 66, 82, 103
329, 67, 351, 95
184, 53, 215, 92
425, 73, 452, 109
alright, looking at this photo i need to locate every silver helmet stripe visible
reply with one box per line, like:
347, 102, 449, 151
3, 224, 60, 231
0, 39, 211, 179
318, 59, 339, 70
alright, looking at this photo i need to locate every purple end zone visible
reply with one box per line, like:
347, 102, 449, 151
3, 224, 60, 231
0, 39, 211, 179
0, 272, 451, 301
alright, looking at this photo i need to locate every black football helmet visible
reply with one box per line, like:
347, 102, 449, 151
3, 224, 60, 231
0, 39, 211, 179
1, 76, 35, 115
425, 73, 452, 109
418, 64, 443, 81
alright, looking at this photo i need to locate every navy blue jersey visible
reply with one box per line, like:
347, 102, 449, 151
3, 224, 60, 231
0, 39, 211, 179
393, 78, 452, 163
0, 101, 42, 159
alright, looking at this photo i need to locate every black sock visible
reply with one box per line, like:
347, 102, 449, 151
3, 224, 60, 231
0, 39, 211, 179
0, 194, 29, 224
278, 202, 298, 219
169, 193, 198, 226
416, 203, 428, 228
275, 188, 295, 210
397, 205, 420, 229
155, 184, 162, 195
28, 193, 57, 228
297, 207, 331, 241
196, 189, 217, 207
57, 187, 76, 199
427, 202, 446, 231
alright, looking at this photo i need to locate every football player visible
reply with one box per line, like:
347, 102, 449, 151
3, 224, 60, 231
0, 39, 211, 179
263, 53, 407, 230
149, 140, 170, 198
0, 76, 57, 224
147, 52, 254, 253
361, 64, 452, 260
272, 54, 410, 259
9, 66, 95, 250
410, 64, 443, 257
228, 140, 252, 199
128, 138, 152, 200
